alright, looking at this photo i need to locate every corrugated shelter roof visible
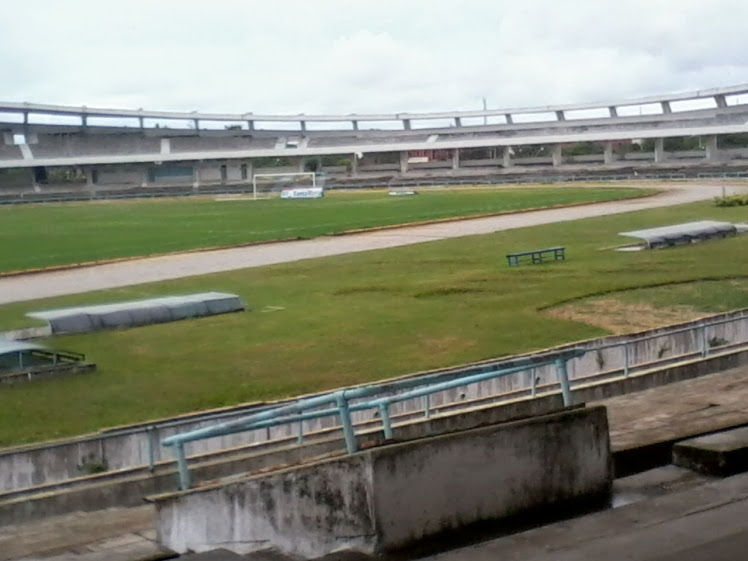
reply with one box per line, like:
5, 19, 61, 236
619, 221, 737, 248
0, 338, 44, 356
28, 292, 246, 334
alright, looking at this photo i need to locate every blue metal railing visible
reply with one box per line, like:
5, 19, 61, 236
161, 354, 581, 489
159, 311, 748, 490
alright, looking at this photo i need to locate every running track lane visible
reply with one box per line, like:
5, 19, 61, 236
0, 182, 741, 305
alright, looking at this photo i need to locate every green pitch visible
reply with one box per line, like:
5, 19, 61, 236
0, 198, 745, 446
0, 186, 644, 273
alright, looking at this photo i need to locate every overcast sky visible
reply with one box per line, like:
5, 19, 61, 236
1, 0, 747, 116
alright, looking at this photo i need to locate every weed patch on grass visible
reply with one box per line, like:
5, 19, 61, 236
414, 286, 493, 298
333, 286, 405, 296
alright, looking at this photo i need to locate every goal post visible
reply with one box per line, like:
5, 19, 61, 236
251, 172, 321, 200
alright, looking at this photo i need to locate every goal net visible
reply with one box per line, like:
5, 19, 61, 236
251, 172, 323, 199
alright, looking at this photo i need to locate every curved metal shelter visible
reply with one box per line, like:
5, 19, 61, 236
0, 338, 44, 372
619, 221, 738, 248
28, 292, 246, 334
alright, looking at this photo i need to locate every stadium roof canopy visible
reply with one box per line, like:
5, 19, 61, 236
28, 292, 246, 334
619, 221, 737, 248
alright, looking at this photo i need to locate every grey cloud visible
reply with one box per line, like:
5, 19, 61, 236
1, 0, 747, 114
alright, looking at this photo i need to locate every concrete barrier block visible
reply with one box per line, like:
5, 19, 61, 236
673, 426, 748, 477
153, 406, 611, 558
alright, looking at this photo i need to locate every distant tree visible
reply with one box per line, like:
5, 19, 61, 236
719, 133, 748, 148
664, 136, 701, 151
562, 142, 604, 156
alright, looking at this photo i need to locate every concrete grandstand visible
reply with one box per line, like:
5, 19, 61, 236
2, 84, 748, 200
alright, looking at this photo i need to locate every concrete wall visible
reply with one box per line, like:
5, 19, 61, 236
461, 158, 500, 168
0, 308, 745, 494
97, 167, 144, 186
0, 393, 576, 524
6, 344, 748, 524
358, 163, 400, 172
154, 406, 611, 557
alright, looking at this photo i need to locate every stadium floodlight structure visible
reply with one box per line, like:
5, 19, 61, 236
251, 172, 318, 200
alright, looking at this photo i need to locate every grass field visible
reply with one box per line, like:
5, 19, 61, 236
0, 186, 645, 273
0, 198, 746, 446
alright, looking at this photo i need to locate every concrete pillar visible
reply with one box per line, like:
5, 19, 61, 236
139, 116, 145, 129
84, 167, 95, 186
452, 149, 460, 170
193, 119, 199, 130
247, 120, 255, 131
603, 142, 616, 164
505, 114, 513, 125
141, 167, 149, 188
192, 166, 200, 188
609, 106, 618, 118
555, 110, 566, 122
503, 146, 513, 168
705, 135, 721, 161
300, 121, 307, 132
403, 119, 411, 131
350, 154, 358, 176
661, 101, 672, 115
399, 151, 409, 174
552, 144, 563, 167
715, 94, 727, 109
654, 138, 666, 163
296, 157, 306, 173
29, 168, 39, 192
352, 120, 359, 131
454, 117, 462, 127
245, 160, 254, 183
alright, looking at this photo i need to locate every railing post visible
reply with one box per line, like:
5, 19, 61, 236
147, 426, 156, 471
623, 343, 630, 378
555, 358, 573, 407
379, 403, 393, 439
175, 443, 191, 490
336, 394, 357, 454
423, 394, 431, 418
530, 368, 537, 397
701, 325, 709, 357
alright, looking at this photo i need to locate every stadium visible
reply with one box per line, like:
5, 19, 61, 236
2, 84, 748, 202
1, 83, 748, 559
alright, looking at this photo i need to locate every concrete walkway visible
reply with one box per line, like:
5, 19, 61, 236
2, 506, 164, 561
599, 365, 748, 455
430, 470, 748, 561
0, 181, 738, 305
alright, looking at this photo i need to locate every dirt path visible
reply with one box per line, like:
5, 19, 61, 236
0, 182, 741, 305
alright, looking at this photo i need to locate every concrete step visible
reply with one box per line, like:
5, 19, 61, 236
673, 425, 748, 476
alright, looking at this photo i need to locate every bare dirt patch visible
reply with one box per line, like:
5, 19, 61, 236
545, 298, 704, 335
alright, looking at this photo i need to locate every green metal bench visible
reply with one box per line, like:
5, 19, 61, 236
506, 247, 565, 266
